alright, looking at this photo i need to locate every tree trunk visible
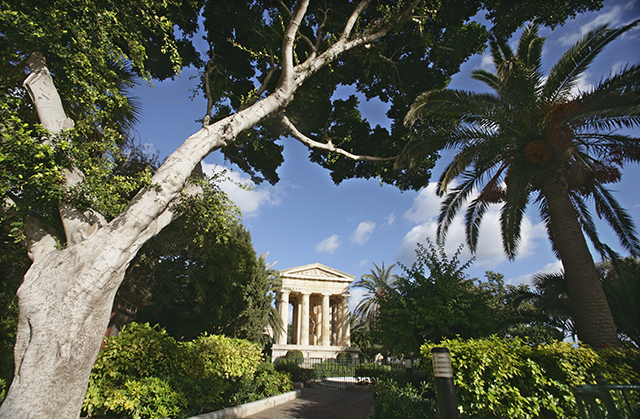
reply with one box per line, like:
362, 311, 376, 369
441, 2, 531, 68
541, 178, 621, 347
0, 231, 135, 418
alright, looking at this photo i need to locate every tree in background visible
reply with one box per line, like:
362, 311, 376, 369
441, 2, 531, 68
351, 262, 399, 360
0, 0, 605, 416
404, 21, 640, 347
125, 214, 278, 342
598, 257, 640, 347
352, 262, 399, 329
506, 258, 640, 347
376, 240, 502, 355
508, 272, 576, 343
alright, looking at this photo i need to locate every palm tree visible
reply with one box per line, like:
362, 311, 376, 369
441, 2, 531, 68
352, 262, 399, 329
510, 272, 577, 340
404, 21, 640, 347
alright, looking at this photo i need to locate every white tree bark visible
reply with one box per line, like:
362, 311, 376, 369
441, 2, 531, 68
0, 1, 419, 417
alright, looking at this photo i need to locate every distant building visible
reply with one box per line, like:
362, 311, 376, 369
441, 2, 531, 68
100, 292, 142, 350
271, 263, 359, 362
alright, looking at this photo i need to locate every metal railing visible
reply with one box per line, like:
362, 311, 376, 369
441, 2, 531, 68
573, 374, 640, 419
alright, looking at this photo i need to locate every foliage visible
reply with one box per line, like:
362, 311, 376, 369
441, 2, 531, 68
130, 216, 277, 343
354, 363, 393, 382
0, 232, 28, 387
376, 240, 502, 355
510, 258, 640, 346
598, 257, 640, 347
0, 0, 609, 414
421, 337, 640, 419
284, 350, 304, 365
352, 262, 399, 329
181, 333, 262, 380
83, 323, 292, 418
372, 379, 438, 419
228, 362, 293, 406
336, 352, 353, 362
0, 0, 200, 228
194, 0, 604, 190
405, 20, 640, 346
274, 359, 316, 384
350, 314, 384, 362
508, 272, 577, 342
313, 359, 355, 379
0, 378, 5, 404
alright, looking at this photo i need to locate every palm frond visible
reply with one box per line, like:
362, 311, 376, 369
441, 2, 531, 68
437, 179, 477, 245
592, 184, 640, 255
571, 190, 610, 258
516, 23, 544, 71
465, 168, 506, 252
535, 195, 561, 258
544, 19, 640, 103
470, 69, 501, 90
501, 161, 533, 258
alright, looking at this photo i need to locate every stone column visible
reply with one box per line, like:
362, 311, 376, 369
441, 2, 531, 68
277, 289, 289, 345
336, 297, 344, 345
331, 302, 337, 346
321, 293, 331, 346
300, 292, 310, 346
294, 296, 302, 345
342, 293, 351, 346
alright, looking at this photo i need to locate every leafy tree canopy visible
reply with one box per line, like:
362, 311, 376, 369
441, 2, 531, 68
376, 240, 504, 355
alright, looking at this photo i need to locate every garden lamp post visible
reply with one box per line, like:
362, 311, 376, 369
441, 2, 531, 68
431, 347, 459, 419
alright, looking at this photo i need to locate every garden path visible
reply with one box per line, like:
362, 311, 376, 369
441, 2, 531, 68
244, 387, 373, 419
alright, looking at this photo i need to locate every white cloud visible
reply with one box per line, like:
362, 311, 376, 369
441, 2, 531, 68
383, 212, 396, 228
403, 182, 442, 223
356, 259, 370, 269
397, 184, 547, 269
557, 3, 633, 46
479, 52, 494, 71
351, 221, 376, 245
349, 286, 367, 313
316, 234, 341, 254
507, 260, 564, 287
202, 162, 284, 218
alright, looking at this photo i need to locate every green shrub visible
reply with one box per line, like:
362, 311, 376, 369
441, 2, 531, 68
182, 333, 262, 379
100, 377, 185, 419
275, 359, 316, 383
373, 379, 438, 419
313, 358, 355, 378
336, 352, 353, 363
83, 323, 183, 418
355, 363, 392, 382
284, 349, 304, 365
421, 336, 640, 419
83, 323, 291, 418
0, 378, 6, 404
228, 362, 293, 405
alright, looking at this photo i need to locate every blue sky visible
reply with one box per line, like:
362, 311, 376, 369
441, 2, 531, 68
132, 0, 640, 311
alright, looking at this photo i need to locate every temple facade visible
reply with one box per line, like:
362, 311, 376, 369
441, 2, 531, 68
271, 263, 359, 361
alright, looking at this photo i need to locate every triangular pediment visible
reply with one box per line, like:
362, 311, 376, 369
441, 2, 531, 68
279, 263, 354, 283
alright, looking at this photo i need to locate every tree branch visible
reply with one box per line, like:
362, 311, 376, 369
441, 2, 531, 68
279, 114, 397, 162
296, 0, 421, 80
281, 0, 310, 84
1, 196, 61, 262
341, 0, 372, 41
23, 52, 108, 248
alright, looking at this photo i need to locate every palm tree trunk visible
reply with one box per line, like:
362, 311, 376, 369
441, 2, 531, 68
541, 179, 621, 347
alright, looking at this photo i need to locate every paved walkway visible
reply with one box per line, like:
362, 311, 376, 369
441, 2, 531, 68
245, 387, 373, 419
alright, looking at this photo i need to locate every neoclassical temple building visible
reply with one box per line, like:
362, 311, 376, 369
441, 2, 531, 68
271, 263, 359, 361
